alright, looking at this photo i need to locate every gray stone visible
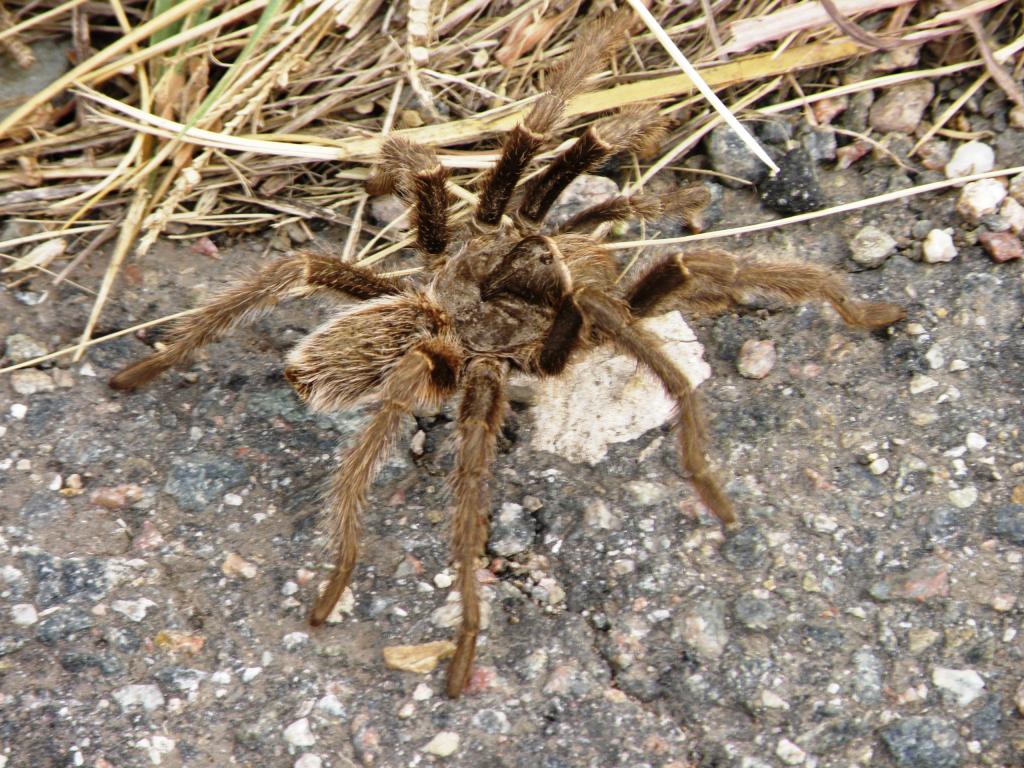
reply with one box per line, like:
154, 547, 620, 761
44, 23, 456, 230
851, 649, 883, 704
721, 526, 768, 569
759, 149, 825, 214
869, 81, 934, 133
850, 225, 898, 268
733, 594, 777, 631
707, 123, 768, 188
994, 504, 1024, 545
673, 597, 728, 659
112, 684, 165, 712
489, 502, 534, 557
3, 333, 47, 363
35, 609, 94, 643
163, 453, 249, 511
881, 717, 962, 768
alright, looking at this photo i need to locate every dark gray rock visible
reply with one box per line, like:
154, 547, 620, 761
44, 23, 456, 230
881, 716, 963, 768
35, 609, 94, 643
24, 553, 107, 607
488, 502, 535, 557
732, 593, 777, 631
758, 149, 826, 213
993, 504, 1024, 545
163, 453, 249, 511
720, 526, 768, 569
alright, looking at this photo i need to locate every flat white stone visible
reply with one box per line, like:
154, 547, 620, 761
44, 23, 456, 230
528, 311, 710, 464
933, 667, 985, 706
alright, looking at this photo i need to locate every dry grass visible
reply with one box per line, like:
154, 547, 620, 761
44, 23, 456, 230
1, 0, 1022, 369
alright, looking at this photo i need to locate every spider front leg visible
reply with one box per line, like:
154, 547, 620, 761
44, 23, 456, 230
624, 249, 905, 329
108, 252, 404, 390
446, 357, 507, 698
308, 340, 462, 625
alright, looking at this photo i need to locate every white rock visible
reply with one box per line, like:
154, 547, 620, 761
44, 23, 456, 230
760, 690, 790, 709
1001, 197, 1024, 233
113, 684, 165, 712
957, 179, 1007, 222
925, 345, 945, 370
294, 755, 322, 768
412, 683, 433, 701
868, 457, 890, 475
10, 370, 56, 395
284, 718, 316, 747
10, 603, 37, 626
528, 311, 710, 464
948, 486, 978, 509
776, 738, 807, 765
422, 731, 460, 757
849, 225, 897, 268
316, 694, 346, 718
112, 598, 158, 622
223, 492, 243, 506
433, 571, 453, 589
242, 667, 262, 683
922, 229, 957, 263
282, 632, 308, 651
965, 432, 987, 451
933, 667, 985, 706
945, 140, 995, 178
10, 403, 27, 420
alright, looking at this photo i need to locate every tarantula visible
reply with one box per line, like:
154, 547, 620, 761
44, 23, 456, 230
109, 12, 904, 697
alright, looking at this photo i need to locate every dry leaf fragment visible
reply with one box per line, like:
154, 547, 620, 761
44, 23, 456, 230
382, 641, 456, 674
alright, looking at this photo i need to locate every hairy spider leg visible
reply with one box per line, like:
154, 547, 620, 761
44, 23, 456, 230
473, 11, 630, 227
576, 288, 737, 527
309, 340, 461, 625
108, 252, 403, 391
446, 358, 508, 697
556, 185, 710, 234
624, 249, 906, 329
368, 137, 452, 256
516, 106, 668, 226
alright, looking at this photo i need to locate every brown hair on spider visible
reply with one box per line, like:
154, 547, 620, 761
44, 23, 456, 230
109, 9, 904, 698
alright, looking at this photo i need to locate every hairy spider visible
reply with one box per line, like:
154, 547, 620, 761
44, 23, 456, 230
109, 12, 904, 697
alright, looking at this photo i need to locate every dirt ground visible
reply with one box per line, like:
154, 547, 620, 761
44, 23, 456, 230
3, 91, 1024, 768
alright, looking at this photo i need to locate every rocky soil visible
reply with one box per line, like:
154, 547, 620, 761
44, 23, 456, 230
2, 65, 1024, 768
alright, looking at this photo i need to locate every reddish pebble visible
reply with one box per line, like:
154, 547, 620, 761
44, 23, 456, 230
133, 520, 166, 551
90, 483, 144, 509
811, 96, 847, 125
979, 231, 1023, 262
836, 141, 871, 170
463, 665, 497, 695
191, 237, 219, 258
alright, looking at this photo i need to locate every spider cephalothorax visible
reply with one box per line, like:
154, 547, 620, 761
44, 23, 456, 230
109, 11, 904, 697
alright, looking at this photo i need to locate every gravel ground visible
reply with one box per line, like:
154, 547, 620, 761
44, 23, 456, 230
3, 84, 1024, 768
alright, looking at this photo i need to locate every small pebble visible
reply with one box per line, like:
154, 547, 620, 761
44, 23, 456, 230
775, 738, 807, 765
10, 403, 27, 419
737, 339, 776, 379
965, 432, 986, 451
957, 179, 1006, 222
909, 375, 938, 395
9, 369, 55, 395
945, 140, 995, 178
241, 667, 262, 683
433, 571, 453, 589
948, 486, 978, 509
112, 598, 157, 622
978, 231, 1023, 262
1016, 681, 1024, 716
992, 593, 1016, 612
949, 359, 968, 372
3, 333, 47, 363
223, 493, 243, 506
1010, 171, 1024, 204
282, 632, 308, 651
422, 731, 460, 757
222, 552, 258, 579
1000, 197, 1024, 233
869, 457, 890, 475
922, 229, 957, 263
849, 225, 897, 268
284, 718, 316, 747
10, 603, 38, 626
932, 667, 985, 706
294, 755, 322, 768
382, 641, 456, 673
869, 80, 934, 133
412, 683, 433, 701
112, 684, 165, 712
925, 346, 945, 370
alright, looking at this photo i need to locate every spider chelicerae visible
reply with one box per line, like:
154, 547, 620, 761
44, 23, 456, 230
109, 12, 905, 697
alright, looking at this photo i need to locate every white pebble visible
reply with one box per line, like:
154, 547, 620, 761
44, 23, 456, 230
948, 486, 978, 509
1001, 197, 1024, 233
112, 598, 158, 622
849, 225, 897, 268
925, 346, 945, 370
10, 603, 38, 626
283, 718, 316, 747
957, 179, 1007, 222
10, 370, 56, 395
949, 359, 968, 372
945, 140, 994, 178
422, 731, 460, 757
922, 229, 957, 263
737, 339, 776, 379
242, 667, 262, 683
294, 755, 322, 768
776, 738, 807, 765
282, 632, 309, 651
965, 432, 987, 451
433, 571, 453, 589
223, 493, 243, 506
868, 457, 890, 475
10, 403, 27, 419
909, 374, 938, 394
932, 667, 985, 706
113, 684, 165, 712
412, 683, 433, 701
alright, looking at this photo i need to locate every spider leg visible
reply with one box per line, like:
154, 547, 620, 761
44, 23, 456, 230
369, 137, 451, 257
309, 340, 461, 625
556, 185, 710, 235
446, 357, 507, 698
474, 11, 628, 227
575, 289, 737, 527
108, 252, 404, 390
624, 249, 906, 329
516, 106, 668, 226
